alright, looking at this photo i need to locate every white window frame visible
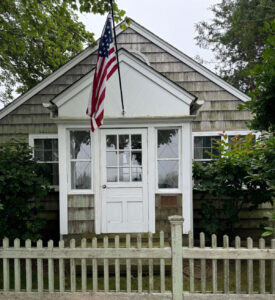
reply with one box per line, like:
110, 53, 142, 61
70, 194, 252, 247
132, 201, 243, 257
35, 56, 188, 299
156, 127, 181, 194
67, 129, 94, 195
28, 133, 59, 190
192, 130, 260, 161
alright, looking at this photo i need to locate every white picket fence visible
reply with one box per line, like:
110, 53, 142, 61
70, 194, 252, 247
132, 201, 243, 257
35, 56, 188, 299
0, 215, 274, 300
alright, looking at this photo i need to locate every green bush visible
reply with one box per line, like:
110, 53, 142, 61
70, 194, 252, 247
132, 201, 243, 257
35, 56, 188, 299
0, 142, 51, 241
193, 134, 275, 239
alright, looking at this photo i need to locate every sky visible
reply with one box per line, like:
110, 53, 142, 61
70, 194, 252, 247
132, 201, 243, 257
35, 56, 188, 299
77, 0, 221, 68
0, 0, 221, 109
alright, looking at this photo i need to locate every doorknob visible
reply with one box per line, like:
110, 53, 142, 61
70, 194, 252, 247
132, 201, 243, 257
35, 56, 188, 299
102, 184, 107, 189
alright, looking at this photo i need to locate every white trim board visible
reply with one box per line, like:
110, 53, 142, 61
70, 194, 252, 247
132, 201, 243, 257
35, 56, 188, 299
0, 18, 249, 120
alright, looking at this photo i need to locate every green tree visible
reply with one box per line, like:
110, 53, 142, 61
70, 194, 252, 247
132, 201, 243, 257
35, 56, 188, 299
193, 134, 275, 239
239, 20, 275, 132
0, 142, 51, 241
0, 0, 126, 105
195, 0, 275, 92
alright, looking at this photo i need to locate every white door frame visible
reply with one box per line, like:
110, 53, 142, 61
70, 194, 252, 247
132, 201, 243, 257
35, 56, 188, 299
100, 128, 149, 233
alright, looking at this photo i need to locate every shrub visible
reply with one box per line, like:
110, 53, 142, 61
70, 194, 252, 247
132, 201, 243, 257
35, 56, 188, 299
193, 133, 275, 239
0, 142, 51, 241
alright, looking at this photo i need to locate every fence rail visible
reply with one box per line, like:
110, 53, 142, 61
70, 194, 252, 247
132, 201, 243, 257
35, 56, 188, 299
0, 215, 275, 300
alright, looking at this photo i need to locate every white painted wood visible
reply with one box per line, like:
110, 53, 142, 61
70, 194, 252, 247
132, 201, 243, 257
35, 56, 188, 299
25, 240, 32, 292
48, 240, 54, 293
58, 240, 65, 293
54, 51, 192, 119
100, 128, 148, 233
58, 125, 68, 235
14, 239, 20, 292
169, 216, 184, 300
182, 122, 193, 233
147, 126, 156, 233
37, 240, 43, 293
3, 238, 9, 292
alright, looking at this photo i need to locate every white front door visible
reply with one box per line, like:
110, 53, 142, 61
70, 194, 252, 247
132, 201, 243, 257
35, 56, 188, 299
100, 129, 148, 233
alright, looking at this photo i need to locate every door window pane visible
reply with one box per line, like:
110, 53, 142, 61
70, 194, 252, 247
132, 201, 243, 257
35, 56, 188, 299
158, 129, 178, 158
131, 152, 142, 166
106, 135, 117, 150
119, 151, 130, 166
107, 168, 118, 182
106, 151, 117, 166
131, 167, 142, 181
71, 161, 91, 189
131, 135, 142, 149
119, 135, 130, 149
70, 131, 91, 159
158, 160, 178, 189
119, 168, 130, 182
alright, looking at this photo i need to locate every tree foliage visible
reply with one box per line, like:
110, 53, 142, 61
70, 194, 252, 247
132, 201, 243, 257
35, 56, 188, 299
0, 142, 51, 241
239, 20, 275, 132
195, 0, 275, 92
193, 133, 275, 238
0, 0, 126, 105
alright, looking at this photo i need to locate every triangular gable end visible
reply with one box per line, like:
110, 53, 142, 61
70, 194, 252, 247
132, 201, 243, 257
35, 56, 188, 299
53, 49, 196, 120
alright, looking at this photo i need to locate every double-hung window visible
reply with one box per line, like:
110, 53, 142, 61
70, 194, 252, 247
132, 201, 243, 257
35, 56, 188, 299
70, 130, 92, 190
157, 129, 180, 190
194, 135, 221, 161
30, 135, 59, 186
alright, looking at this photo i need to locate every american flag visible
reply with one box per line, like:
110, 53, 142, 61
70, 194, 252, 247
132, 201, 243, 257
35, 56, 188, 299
86, 12, 118, 131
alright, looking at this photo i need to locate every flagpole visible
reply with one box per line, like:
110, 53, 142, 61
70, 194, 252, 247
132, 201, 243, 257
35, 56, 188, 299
110, 0, 125, 115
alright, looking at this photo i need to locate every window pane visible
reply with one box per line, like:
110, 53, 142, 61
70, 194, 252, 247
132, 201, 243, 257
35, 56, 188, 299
119, 135, 130, 150
52, 140, 58, 160
70, 131, 91, 159
34, 150, 44, 161
119, 151, 130, 166
106, 135, 117, 150
194, 136, 203, 148
44, 150, 53, 161
52, 163, 59, 185
157, 129, 178, 158
34, 139, 43, 150
107, 168, 118, 182
194, 147, 203, 160
203, 147, 211, 159
131, 152, 142, 166
203, 136, 211, 148
131, 167, 142, 181
158, 160, 178, 189
71, 161, 91, 189
119, 167, 130, 182
131, 135, 142, 149
44, 139, 52, 150
106, 151, 117, 166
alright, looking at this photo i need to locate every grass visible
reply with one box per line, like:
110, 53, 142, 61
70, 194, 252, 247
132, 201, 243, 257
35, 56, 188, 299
0, 259, 272, 293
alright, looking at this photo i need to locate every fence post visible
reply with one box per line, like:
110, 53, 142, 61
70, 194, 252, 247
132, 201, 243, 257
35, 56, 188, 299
169, 215, 184, 300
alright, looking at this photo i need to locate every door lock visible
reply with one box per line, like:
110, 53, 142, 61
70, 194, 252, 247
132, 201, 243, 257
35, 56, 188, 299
102, 184, 107, 189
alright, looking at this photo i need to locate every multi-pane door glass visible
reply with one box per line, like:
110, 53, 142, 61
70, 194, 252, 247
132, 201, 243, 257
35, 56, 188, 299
70, 131, 91, 189
106, 134, 142, 182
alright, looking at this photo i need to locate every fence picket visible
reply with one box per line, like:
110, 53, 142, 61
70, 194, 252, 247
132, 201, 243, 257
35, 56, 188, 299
92, 237, 98, 292
247, 237, 253, 294
188, 231, 194, 293
200, 232, 206, 293
211, 234, 217, 294
37, 240, 43, 293
115, 235, 120, 292
160, 231, 165, 293
272, 239, 275, 294
14, 239, 20, 292
148, 232, 154, 293
70, 239, 76, 292
58, 240, 65, 292
137, 234, 142, 293
235, 236, 241, 293
25, 239, 32, 292
104, 236, 109, 292
223, 235, 229, 294
3, 238, 9, 292
81, 238, 87, 292
126, 234, 131, 293
48, 240, 54, 292
259, 238, 265, 294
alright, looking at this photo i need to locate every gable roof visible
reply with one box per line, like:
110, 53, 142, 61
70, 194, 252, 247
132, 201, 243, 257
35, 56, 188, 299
0, 18, 250, 120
